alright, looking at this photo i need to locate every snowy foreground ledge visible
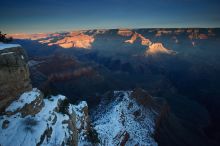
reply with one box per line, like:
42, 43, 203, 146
0, 88, 89, 146
0, 43, 21, 50
0, 88, 161, 146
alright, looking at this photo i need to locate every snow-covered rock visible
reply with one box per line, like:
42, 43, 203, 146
93, 89, 168, 146
0, 44, 21, 50
0, 89, 91, 146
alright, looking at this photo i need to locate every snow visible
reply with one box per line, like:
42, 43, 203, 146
6, 88, 41, 112
68, 101, 90, 145
1, 52, 15, 55
0, 87, 91, 146
0, 88, 159, 146
94, 91, 158, 146
0, 92, 71, 146
0, 44, 21, 50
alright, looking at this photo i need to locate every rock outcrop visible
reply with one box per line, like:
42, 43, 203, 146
118, 29, 133, 37
0, 44, 94, 145
8, 33, 50, 40
93, 88, 169, 146
48, 32, 95, 49
155, 30, 172, 37
0, 88, 91, 146
125, 32, 152, 46
145, 43, 176, 56
0, 44, 32, 112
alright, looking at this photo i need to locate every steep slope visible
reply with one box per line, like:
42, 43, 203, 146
93, 88, 169, 146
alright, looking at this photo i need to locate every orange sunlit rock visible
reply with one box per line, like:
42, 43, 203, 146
118, 29, 133, 37
174, 29, 185, 34
8, 33, 50, 40
199, 34, 208, 39
187, 29, 193, 33
145, 43, 175, 55
125, 32, 138, 44
155, 30, 172, 37
52, 33, 60, 37
38, 39, 53, 44
125, 32, 152, 46
50, 32, 95, 49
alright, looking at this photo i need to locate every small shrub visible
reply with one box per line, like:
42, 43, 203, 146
0, 31, 13, 43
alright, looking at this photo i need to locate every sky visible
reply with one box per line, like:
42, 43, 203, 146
0, 0, 220, 34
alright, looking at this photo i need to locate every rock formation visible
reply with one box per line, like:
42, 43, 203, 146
93, 88, 169, 146
145, 43, 176, 56
125, 32, 152, 46
48, 32, 95, 49
0, 44, 32, 112
0, 45, 93, 145
0, 88, 91, 145
117, 29, 133, 37
8, 33, 50, 40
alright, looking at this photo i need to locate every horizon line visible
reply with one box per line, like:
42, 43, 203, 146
7, 27, 220, 34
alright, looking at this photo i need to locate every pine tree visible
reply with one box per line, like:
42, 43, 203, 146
0, 31, 13, 43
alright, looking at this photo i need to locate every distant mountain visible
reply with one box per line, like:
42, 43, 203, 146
145, 43, 176, 56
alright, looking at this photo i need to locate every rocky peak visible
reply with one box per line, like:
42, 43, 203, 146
93, 89, 170, 146
145, 43, 176, 56
0, 44, 32, 112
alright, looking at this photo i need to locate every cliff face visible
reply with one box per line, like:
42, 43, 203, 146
0, 44, 32, 112
0, 44, 93, 145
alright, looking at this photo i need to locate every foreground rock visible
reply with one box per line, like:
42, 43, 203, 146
0, 88, 92, 146
0, 44, 32, 112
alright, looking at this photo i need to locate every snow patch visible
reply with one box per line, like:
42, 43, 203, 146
0, 44, 21, 50
6, 88, 41, 112
1, 52, 15, 55
0, 94, 71, 146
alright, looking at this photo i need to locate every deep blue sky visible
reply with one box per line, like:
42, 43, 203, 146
1, 0, 220, 33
